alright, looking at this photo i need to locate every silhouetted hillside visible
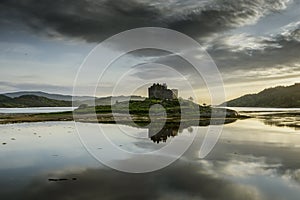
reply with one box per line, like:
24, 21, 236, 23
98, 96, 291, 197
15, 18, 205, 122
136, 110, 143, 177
0, 95, 72, 108
3, 91, 145, 106
223, 83, 300, 108
4, 91, 93, 101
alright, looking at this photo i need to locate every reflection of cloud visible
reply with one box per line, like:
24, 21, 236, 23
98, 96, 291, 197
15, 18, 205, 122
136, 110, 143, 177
4, 121, 300, 200
200, 156, 281, 178
22, 154, 300, 200
22, 161, 265, 200
284, 169, 300, 184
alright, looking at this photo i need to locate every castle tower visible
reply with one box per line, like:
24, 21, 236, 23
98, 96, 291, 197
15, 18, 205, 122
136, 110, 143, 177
148, 83, 178, 100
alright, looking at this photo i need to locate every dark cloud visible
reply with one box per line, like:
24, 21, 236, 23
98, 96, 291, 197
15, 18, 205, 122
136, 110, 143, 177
0, 0, 292, 42
126, 22, 300, 83
167, 0, 291, 39
0, 0, 299, 94
0, 0, 164, 42
207, 23, 300, 74
122, 49, 200, 80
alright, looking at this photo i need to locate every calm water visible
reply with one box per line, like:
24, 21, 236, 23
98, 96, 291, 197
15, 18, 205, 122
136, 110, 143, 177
0, 110, 300, 200
224, 107, 300, 112
0, 107, 77, 114
224, 107, 300, 116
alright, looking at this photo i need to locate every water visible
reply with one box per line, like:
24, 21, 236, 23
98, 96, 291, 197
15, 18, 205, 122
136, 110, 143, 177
224, 107, 300, 112
0, 107, 77, 114
0, 109, 300, 200
221, 106, 300, 116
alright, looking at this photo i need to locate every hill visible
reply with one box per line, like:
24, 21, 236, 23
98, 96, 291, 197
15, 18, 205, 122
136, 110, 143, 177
0, 95, 72, 108
223, 83, 300, 108
3, 91, 93, 101
2, 91, 145, 106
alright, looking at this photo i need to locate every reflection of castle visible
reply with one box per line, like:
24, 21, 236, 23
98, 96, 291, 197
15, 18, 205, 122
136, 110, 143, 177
149, 124, 179, 143
148, 83, 178, 100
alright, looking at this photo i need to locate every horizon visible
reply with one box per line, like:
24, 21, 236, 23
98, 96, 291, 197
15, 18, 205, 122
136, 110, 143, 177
0, 81, 298, 103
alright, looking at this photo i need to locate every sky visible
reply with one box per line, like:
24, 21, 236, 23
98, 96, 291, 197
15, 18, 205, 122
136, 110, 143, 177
0, 0, 299, 103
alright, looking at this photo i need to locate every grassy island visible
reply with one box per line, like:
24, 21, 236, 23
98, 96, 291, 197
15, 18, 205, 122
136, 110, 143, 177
0, 98, 242, 125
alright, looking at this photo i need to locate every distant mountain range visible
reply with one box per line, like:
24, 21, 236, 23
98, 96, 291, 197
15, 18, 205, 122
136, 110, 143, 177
4, 83, 298, 108
0, 91, 145, 108
3, 91, 93, 101
222, 83, 300, 108
0, 95, 72, 108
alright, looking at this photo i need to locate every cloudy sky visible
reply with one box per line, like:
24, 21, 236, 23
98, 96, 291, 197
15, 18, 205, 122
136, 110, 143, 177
0, 0, 299, 102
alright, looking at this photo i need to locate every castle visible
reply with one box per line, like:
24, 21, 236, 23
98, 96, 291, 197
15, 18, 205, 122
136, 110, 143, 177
148, 83, 178, 100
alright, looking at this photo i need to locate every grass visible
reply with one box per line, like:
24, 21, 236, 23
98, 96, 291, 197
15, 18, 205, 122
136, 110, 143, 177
0, 98, 240, 124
